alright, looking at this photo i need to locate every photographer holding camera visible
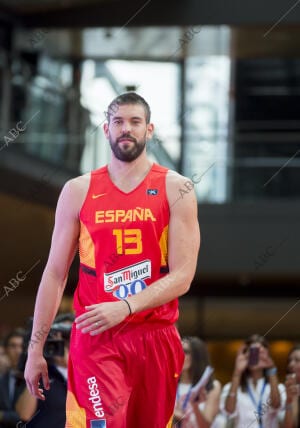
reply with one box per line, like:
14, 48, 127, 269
220, 334, 285, 428
0, 330, 24, 428
15, 313, 74, 428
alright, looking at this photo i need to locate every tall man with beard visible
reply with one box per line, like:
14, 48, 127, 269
24, 92, 200, 428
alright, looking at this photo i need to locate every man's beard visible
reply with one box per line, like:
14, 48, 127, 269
109, 132, 147, 162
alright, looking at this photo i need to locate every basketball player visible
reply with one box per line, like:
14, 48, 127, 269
24, 92, 200, 428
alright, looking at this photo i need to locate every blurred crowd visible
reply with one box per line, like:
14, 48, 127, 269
0, 324, 299, 428
0, 313, 73, 428
173, 334, 300, 428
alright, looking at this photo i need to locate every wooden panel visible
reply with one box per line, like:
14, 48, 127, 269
232, 27, 300, 58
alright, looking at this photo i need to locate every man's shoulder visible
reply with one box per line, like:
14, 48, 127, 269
166, 169, 197, 209
63, 172, 91, 198
68, 171, 91, 186
56, 173, 92, 215
166, 169, 193, 188
66, 166, 107, 190
151, 166, 192, 197
151, 164, 188, 181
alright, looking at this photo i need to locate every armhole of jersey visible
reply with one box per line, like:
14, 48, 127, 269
164, 169, 171, 215
78, 172, 93, 219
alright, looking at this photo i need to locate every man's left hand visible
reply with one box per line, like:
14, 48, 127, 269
75, 300, 131, 335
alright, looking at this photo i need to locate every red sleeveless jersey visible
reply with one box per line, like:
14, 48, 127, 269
74, 163, 178, 324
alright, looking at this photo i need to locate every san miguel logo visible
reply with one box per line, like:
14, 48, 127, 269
104, 260, 151, 293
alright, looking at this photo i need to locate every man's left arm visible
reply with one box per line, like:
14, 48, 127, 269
128, 172, 200, 313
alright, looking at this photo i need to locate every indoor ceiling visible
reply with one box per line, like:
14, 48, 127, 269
0, 0, 109, 14
1, 0, 300, 28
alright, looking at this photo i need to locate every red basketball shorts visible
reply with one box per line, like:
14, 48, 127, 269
65, 321, 184, 428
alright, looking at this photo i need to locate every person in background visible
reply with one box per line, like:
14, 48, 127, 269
0, 342, 10, 375
280, 344, 300, 428
221, 334, 285, 428
173, 336, 222, 427
0, 330, 24, 427
15, 313, 74, 428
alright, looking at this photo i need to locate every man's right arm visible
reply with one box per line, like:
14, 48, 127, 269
24, 177, 87, 400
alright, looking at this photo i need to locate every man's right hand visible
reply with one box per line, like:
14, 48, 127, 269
24, 353, 50, 400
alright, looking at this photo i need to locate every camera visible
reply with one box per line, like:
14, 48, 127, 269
17, 315, 73, 373
248, 345, 259, 366
43, 322, 72, 359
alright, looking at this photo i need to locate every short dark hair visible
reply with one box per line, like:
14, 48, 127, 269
106, 92, 151, 124
3, 330, 24, 348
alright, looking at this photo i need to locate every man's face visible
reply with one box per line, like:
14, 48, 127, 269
104, 104, 154, 162
6, 336, 23, 368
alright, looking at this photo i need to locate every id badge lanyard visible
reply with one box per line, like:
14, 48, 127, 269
177, 386, 193, 428
247, 380, 267, 428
